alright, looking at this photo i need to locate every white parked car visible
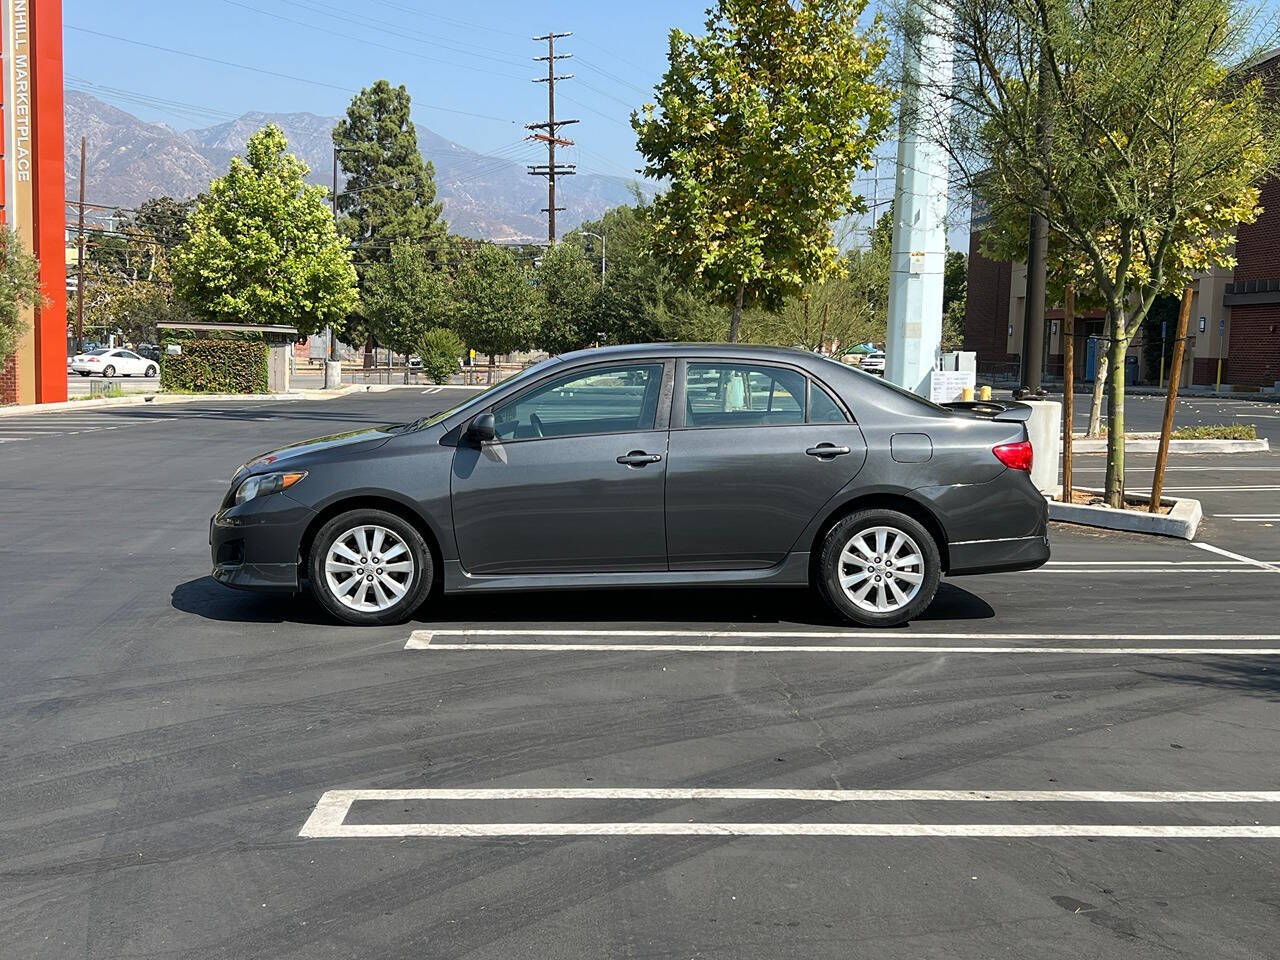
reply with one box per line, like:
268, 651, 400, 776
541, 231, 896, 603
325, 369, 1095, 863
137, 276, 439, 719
70, 348, 158, 378
860, 351, 886, 375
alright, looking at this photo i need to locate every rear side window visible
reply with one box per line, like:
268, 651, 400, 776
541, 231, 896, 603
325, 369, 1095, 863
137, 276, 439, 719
808, 381, 848, 423
683, 362, 851, 427
684, 363, 806, 428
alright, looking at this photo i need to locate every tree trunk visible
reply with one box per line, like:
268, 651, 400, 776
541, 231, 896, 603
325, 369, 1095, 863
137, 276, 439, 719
728, 281, 745, 343
1103, 333, 1127, 508
487, 352, 495, 385
1087, 351, 1108, 436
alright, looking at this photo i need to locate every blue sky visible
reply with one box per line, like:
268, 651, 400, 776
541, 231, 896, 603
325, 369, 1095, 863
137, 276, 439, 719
63, 0, 962, 245
64, 0, 711, 182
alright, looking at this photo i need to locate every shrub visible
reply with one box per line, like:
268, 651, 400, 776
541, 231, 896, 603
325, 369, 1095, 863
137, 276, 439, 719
1171, 423, 1257, 440
418, 327, 464, 385
160, 332, 268, 394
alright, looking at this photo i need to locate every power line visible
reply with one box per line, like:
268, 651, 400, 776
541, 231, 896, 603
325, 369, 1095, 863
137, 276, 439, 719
220, 0, 529, 81
267, 0, 530, 70
65, 25, 519, 124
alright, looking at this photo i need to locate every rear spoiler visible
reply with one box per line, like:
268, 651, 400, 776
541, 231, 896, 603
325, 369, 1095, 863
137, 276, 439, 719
941, 400, 1034, 424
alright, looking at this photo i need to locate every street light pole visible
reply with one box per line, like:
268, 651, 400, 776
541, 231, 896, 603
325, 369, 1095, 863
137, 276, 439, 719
328, 146, 360, 363
580, 230, 605, 286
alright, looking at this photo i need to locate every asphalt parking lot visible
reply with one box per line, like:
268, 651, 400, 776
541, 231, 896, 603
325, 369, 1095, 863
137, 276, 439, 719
2, 388, 1279, 959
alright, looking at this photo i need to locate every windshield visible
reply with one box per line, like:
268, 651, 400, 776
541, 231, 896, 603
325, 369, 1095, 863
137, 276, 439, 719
402, 357, 564, 431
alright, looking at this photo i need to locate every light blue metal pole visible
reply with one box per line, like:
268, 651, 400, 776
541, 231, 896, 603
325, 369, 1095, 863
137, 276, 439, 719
884, 0, 953, 395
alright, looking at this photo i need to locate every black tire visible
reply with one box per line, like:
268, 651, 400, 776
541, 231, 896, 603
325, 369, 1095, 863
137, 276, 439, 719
816, 509, 942, 628
145, 365, 157, 377
77, 371, 90, 377
308, 508, 433, 626
102, 365, 116, 377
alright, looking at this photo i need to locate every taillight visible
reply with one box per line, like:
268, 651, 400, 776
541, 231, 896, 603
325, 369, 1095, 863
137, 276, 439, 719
87, 357, 99, 363
993, 440, 1033, 471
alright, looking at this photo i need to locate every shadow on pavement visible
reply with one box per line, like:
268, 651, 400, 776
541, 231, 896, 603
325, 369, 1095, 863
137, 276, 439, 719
173, 577, 994, 629
171, 576, 331, 625
1143, 658, 1280, 700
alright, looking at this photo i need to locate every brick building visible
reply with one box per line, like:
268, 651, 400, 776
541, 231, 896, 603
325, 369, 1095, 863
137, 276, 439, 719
964, 48, 1280, 391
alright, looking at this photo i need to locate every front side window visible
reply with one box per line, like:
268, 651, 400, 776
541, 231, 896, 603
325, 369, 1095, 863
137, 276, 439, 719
493, 363, 664, 441
684, 363, 808, 428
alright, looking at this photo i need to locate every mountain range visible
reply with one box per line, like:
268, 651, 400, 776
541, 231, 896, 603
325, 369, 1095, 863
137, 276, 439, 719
64, 91, 647, 241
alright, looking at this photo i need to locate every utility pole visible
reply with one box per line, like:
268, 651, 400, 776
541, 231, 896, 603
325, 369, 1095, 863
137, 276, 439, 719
528, 32, 577, 243
74, 137, 87, 355
884, 0, 953, 394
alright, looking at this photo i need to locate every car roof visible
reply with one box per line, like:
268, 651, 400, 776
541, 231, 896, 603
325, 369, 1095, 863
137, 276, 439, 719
557, 342, 821, 364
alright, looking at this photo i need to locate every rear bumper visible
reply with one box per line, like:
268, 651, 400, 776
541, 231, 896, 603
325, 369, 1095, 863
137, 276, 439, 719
947, 534, 1050, 576
209, 493, 313, 593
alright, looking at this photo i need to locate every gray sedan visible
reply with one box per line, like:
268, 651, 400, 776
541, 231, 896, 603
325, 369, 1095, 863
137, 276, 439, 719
211, 344, 1048, 627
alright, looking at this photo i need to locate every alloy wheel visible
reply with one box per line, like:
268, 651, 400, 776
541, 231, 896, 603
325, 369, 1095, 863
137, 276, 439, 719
324, 524, 415, 613
837, 525, 925, 613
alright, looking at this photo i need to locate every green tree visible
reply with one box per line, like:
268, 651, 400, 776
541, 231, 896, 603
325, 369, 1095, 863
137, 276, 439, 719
535, 241, 600, 355
173, 125, 358, 334
943, 0, 1279, 505
634, 0, 893, 341
941, 249, 967, 352
574, 201, 725, 344
76, 196, 197, 347
362, 240, 451, 358
450, 244, 538, 380
417, 327, 465, 384
334, 80, 447, 271
0, 227, 42, 365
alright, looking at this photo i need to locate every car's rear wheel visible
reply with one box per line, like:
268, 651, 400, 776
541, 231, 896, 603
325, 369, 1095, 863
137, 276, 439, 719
816, 509, 941, 627
309, 508, 433, 625
102, 365, 115, 377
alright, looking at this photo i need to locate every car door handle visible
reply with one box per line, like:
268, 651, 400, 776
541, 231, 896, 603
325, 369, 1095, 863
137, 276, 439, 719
806, 443, 851, 459
617, 451, 663, 466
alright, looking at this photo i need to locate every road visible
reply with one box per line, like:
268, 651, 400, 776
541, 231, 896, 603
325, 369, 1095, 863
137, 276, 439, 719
2, 389, 1278, 959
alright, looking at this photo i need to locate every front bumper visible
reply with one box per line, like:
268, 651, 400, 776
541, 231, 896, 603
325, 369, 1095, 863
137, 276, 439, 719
210, 492, 315, 593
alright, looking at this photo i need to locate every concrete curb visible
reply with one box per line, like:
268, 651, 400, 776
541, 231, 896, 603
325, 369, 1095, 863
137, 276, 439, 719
1047, 486, 1202, 540
0, 385, 361, 417
1070, 437, 1269, 454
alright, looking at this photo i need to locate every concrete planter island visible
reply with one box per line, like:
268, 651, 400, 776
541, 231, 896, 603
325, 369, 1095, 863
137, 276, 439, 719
1070, 433, 1269, 454
1048, 486, 1202, 540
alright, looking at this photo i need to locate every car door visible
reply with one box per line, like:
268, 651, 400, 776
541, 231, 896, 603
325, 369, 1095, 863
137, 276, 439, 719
451, 360, 672, 575
117, 350, 145, 375
665, 359, 868, 570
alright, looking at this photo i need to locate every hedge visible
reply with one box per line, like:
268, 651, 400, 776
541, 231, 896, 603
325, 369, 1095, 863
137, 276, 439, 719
160, 333, 268, 394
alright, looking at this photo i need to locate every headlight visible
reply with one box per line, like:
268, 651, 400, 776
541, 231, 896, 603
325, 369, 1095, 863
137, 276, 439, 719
234, 471, 306, 505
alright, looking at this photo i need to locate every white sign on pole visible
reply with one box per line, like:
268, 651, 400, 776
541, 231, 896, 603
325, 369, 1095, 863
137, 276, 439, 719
928, 369, 975, 403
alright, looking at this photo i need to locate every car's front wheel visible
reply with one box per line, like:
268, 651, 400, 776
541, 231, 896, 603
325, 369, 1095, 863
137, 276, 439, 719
309, 508, 433, 625
816, 509, 941, 627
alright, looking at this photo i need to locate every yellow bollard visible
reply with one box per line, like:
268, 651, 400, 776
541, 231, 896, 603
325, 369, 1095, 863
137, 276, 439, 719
961, 385, 975, 402
979, 385, 992, 401
1216, 356, 1223, 393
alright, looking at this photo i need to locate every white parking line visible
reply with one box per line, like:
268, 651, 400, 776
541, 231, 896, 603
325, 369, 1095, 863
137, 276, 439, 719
1192, 542, 1280, 573
299, 788, 1280, 839
409, 629, 1280, 642
415, 643, 1280, 654
406, 629, 1280, 655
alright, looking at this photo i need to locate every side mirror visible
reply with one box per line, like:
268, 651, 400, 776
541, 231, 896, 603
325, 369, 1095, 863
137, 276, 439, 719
464, 412, 496, 445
